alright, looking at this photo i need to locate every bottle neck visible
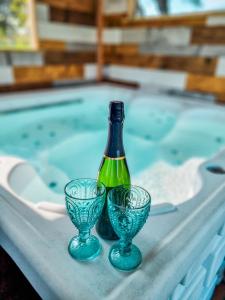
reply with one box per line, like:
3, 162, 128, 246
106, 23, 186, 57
104, 121, 125, 158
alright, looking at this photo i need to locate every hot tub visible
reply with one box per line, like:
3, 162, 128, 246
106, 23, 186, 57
0, 84, 225, 204
0, 84, 225, 300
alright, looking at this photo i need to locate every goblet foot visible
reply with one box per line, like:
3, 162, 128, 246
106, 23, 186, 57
109, 243, 142, 271
68, 235, 102, 261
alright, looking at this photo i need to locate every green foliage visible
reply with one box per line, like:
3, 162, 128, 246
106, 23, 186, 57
0, 0, 27, 35
10, 0, 27, 26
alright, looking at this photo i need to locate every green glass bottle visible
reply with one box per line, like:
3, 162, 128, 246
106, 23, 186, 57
96, 101, 130, 240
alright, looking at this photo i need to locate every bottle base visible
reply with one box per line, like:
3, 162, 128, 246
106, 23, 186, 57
98, 233, 119, 241
96, 226, 119, 241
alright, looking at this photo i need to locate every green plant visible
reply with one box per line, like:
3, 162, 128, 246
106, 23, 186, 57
0, 0, 27, 35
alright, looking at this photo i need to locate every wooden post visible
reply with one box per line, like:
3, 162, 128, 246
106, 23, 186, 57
97, 0, 104, 81
128, 0, 136, 18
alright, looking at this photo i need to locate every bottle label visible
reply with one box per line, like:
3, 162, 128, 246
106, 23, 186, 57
104, 155, 125, 160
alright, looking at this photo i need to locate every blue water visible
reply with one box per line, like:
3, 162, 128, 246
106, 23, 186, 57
0, 87, 225, 193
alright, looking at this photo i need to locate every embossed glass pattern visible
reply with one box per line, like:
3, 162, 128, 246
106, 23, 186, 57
65, 179, 106, 261
108, 185, 151, 271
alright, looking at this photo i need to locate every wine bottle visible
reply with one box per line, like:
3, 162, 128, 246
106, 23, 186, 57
96, 101, 130, 240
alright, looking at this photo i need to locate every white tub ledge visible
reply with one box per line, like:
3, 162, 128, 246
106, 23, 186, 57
0, 153, 225, 300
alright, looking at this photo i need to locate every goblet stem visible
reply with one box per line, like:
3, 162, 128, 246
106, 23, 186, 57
79, 229, 90, 243
119, 239, 132, 256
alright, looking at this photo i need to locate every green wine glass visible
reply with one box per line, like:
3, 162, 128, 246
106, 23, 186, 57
108, 185, 151, 271
65, 179, 106, 261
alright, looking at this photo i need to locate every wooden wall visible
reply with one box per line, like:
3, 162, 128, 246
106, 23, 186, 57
1, 0, 225, 104
103, 10, 225, 103
0, 0, 97, 92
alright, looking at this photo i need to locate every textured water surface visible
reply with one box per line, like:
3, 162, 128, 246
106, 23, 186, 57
0, 88, 225, 195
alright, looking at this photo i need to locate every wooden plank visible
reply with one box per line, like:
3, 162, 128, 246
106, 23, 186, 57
105, 54, 150, 67
68, 0, 94, 13
105, 54, 217, 75
0, 82, 52, 93
216, 93, 225, 103
160, 56, 217, 75
39, 39, 66, 51
102, 78, 139, 89
191, 26, 225, 44
44, 51, 96, 64
104, 11, 225, 28
67, 10, 96, 25
39, 0, 95, 13
29, 0, 39, 50
104, 44, 139, 56
186, 74, 225, 94
124, 15, 206, 27
49, 6, 96, 25
38, 0, 67, 9
104, 13, 127, 27
49, 6, 67, 22
14, 65, 84, 84
97, 0, 104, 81
127, 0, 136, 18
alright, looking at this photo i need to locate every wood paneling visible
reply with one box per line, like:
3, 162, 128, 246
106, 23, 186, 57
127, 0, 136, 18
104, 13, 128, 27
49, 6, 96, 25
102, 78, 139, 89
39, 0, 95, 13
160, 56, 217, 75
67, 10, 95, 25
192, 27, 225, 44
14, 65, 84, 84
44, 51, 96, 64
50, 6, 67, 22
0, 1, 96, 91
105, 54, 151, 67
216, 93, 225, 103
103, 11, 225, 101
104, 11, 225, 28
105, 53, 217, 75
104, 44, 139, 56
105, 14, 205, 28
38, 0, 66, 9
39, 39, 66, 51
0, 82, 52, 93
68, 0, 95, 14
186, 74, 225, 94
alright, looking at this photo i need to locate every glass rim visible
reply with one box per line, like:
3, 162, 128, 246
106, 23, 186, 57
64, 178, 106, 201
107, 184, 151, 210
